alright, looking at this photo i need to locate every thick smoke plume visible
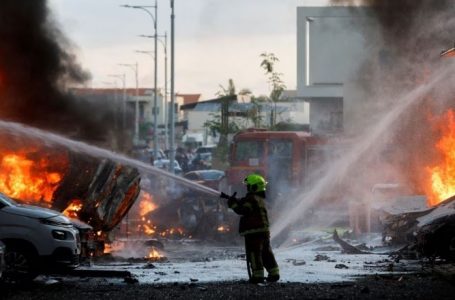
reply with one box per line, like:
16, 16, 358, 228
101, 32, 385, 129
0, 0, 114, 141
331, 0, 455, 194
272, 0, 455, 241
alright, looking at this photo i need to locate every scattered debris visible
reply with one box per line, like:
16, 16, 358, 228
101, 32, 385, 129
332, 230, 370, 254
154, 272, 167, 276
123, 275, 139, 284
314, 254, 330, 261
335, 264, 349, 269
286, 259, 306, 266
143, 263, 156, 269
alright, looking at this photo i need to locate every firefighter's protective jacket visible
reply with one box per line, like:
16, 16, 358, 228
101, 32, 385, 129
228, 192, 270, 236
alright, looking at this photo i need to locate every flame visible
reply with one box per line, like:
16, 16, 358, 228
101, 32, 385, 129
62, 199, 83, 218
139, 192, 158, 217
147, 247, 163, 259
426, 109, 455, 206
217, 225, 230, 232
0, 151, 65, 203
143, 224, 156, 235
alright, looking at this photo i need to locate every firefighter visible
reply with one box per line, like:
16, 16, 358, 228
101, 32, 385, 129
221, 174, 280, 283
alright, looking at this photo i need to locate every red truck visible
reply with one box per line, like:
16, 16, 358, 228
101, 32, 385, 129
224, 129, 327, 201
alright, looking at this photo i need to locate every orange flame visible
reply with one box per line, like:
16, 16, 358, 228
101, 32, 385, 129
62, 199, 83, 218
139, 192, 158, 217
217, 225, 230, 232
426, 109, 455, 206
147, 247, 163, 259
0, 152, 65, 203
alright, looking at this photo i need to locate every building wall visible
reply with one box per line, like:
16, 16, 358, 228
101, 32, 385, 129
128, 90, 165, 125
296, 6, 375, 134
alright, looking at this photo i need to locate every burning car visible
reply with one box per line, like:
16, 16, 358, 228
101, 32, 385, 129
0, 134, 141, 233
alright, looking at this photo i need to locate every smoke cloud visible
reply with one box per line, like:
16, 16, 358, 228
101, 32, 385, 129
0, 0, 115, 141
272, 0, 455, 241
331, 0, 455, 193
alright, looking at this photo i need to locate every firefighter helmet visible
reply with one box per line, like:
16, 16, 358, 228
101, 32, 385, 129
244, 174, 267, 192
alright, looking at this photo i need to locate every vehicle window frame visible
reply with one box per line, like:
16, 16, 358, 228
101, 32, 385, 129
234, 140, 264, 163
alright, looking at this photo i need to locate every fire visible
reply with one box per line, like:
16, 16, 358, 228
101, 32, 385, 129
139, 192, 158, 216
62, 199, 83, 218
0, 151, 65, 203
143, 224, 156, 235
217, 225, 230, 232
426, 109, 455, 206
147, 247, 163, 260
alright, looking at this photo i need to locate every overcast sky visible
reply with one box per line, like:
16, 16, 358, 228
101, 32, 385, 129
49, 0, 330, 99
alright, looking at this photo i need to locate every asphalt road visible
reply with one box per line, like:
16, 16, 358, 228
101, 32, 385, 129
1, 273, 455, 300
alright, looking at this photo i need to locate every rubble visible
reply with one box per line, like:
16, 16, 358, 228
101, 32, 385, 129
381, 196, 455, 260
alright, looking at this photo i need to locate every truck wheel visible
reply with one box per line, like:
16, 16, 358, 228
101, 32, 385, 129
3, 245, 38, 283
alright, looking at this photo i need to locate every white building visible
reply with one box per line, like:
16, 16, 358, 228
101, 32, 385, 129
297, 6, 378, 134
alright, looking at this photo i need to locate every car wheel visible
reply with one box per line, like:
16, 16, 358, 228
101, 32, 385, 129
3, 245, 38, 283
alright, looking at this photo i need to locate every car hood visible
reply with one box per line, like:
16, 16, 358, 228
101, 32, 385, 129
3, 204, 61, 219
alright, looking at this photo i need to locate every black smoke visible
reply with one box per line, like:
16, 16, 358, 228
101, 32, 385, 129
0, 0, 116, 142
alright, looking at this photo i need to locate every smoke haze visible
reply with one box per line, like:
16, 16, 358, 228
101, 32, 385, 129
272, 0, 455, 241
0, 0, 117, 141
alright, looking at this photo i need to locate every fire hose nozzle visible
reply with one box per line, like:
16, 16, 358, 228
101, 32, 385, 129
220, 192, 237, 201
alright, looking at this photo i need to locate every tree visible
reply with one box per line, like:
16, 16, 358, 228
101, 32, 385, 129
216, 78, 236, 97
260, 52, 286, 127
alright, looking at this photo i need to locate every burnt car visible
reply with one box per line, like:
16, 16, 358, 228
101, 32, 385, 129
183, 170, 225, 190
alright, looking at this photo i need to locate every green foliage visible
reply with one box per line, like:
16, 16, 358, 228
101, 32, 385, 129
260, 52, 286, 102
203, 112, 242, 135
216, 78, 236, 97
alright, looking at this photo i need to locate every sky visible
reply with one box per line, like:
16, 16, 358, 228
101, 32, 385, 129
49, 0, 330, 99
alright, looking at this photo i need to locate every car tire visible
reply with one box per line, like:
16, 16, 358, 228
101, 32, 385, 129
3, 244, 39, 283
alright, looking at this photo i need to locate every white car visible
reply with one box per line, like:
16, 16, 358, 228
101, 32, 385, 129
153, 159, 183, 175
0, 193, 81, 281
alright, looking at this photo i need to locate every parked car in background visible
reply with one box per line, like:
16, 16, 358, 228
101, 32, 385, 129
153, 159, 183, 175
183, 170, 225, 190
196, 145, 216, 155
0, 241, 5, 279
0, 193, 80, 282
190, 153, 212, 170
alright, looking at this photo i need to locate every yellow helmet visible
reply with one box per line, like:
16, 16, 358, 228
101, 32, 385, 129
243, 174, 267, 192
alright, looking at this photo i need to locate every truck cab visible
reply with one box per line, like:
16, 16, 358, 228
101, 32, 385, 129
225, 129, 325, 201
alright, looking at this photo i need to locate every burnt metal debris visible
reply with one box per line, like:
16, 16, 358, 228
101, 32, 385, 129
334, 196, 455, 261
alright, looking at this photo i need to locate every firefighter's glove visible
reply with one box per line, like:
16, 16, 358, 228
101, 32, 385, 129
228, 192, 237, 208
220, 192, 230, 200
220, 192, 237, 207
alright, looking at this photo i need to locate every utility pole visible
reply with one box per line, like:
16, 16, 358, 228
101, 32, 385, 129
137, 32, 168, 151
121, 2, 158, 154
169, 0, 176, 173
153, 0, 159, 157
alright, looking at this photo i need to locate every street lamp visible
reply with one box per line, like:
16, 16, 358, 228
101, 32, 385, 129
121, 2, 159, 159
119, 63, 140, 145
138, 32, 169, 151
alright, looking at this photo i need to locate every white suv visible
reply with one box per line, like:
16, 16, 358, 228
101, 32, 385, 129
0, 193, 80, 281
